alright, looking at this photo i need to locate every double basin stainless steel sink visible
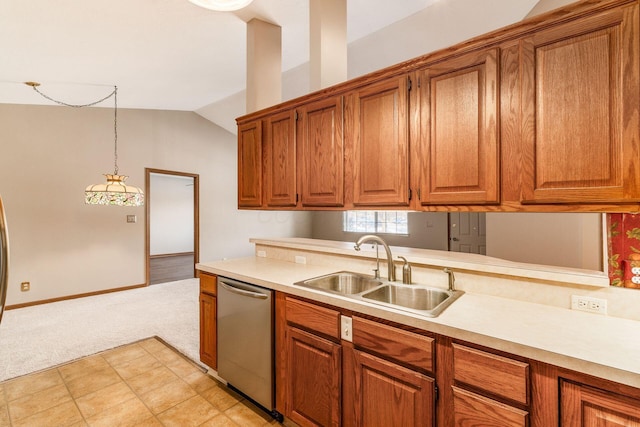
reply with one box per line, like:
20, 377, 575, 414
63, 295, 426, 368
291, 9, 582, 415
294, 271, 463, 317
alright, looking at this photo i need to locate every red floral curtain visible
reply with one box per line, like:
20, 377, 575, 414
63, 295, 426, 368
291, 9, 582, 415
607, 213, 640, 287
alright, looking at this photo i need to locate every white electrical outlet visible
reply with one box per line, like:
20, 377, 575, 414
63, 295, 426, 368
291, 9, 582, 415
571, 295, 607, 315
256, 250, 267, 258
295, 255, 307, 264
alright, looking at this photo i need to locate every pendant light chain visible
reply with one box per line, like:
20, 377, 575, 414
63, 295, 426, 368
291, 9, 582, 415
25, 81, 144, 206
113, 86, 118, 175
29, 84, 117, 108
28, 82, 120, 174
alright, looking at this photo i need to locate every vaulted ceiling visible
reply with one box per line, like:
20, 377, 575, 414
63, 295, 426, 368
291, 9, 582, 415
1, 0, 553, 131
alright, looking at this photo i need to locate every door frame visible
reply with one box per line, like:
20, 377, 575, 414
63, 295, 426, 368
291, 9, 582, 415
145, 168, 200, 286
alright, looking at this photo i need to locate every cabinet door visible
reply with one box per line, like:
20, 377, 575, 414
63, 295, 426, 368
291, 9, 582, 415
286, 327, 341, 427
419, 48, 500, 205
352, 349, 435, 427
199, 293, 216, 369
299, 97, 345, 207
352, 76, 410, 206
561, 380, 640, 426
265, 110, 297, 207
237, 120, 263, 208
453, 386, 528, 427
521, 4, 640, 204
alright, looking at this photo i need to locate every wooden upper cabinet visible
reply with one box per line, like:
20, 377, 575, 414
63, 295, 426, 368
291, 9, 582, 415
418, 48, 500, 205
298, 96, 345, 207
351, 75, 411, 207
237, 120, 263, 208
265, 110, 297, 207
521, 3, 640, 204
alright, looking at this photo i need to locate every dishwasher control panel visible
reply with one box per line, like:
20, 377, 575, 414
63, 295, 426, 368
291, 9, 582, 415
340, 315, 353, 342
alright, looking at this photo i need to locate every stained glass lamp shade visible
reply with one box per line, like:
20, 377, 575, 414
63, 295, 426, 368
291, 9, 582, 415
85, 174, 144, 207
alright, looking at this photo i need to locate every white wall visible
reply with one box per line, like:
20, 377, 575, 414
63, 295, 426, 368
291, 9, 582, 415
149, 173, 194, 255
311, 211, 449, 250
0, 104, 311, 305
486, 213, 603, 271
311, 211, 604, 272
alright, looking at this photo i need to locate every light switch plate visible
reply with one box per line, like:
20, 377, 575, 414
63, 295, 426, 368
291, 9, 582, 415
126, 215, 137, 223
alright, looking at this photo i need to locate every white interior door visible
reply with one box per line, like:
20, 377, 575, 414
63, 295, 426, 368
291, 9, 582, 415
448, 212, 486, 254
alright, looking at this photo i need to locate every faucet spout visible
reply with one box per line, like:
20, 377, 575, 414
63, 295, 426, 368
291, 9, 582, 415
354, 235, 396, 282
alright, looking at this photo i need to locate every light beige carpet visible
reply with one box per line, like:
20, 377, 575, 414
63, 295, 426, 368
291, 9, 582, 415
0, 278, 200, 381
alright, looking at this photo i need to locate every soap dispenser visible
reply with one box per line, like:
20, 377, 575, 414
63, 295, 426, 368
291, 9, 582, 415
398, 256, 412, 284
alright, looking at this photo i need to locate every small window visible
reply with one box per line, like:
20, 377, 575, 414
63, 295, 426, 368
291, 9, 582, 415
343, 211, 408, 235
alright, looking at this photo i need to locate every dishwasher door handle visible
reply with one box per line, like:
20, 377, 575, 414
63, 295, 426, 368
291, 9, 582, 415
220, 282, 269, 299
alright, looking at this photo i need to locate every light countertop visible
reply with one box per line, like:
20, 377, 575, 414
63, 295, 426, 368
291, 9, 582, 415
197, 256, 640, 389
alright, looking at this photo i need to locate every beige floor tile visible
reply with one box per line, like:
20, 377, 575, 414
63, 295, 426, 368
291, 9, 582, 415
224, 401, 274, 427
126, 365, 179, 395
85, 396, 152, 427
201, 385, 243, 412
134, 416, 164, 426
183, 371, 218, 394
139, 378, 197, 414
4, 369, 64, 401
8, 383, 71, 421
165, 356, 202, 379
59, 356, 110, 383
0, 405, 9, 427
200, 413, 242, 427
138, 337, 167, 354
153, 347, 185, 366
112, 352, 162, 379
102, 343, 150, 366
12, 400, 83, 427
65, 365, 122, 399
75, 381, 137, 419
156, 395, 219, 427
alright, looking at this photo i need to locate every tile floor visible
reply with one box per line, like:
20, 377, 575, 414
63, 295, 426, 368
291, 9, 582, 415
0, 337, 280, 427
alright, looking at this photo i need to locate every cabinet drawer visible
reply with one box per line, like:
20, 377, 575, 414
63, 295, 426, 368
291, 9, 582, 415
453, 343, 529, 405
453, 386, 528, 427
352, 316, 434, 373
200, 273, 217, 296
285, 297, 340, 340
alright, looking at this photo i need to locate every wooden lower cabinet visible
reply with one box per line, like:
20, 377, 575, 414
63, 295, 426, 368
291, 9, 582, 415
560, 380, 640, 426
275, 293, 640, 427
453, 387, 527, 427
199, 273, 217, 369
279, 295, 436, 427
449, 342, 530, 427
286, 327, 342, 427
350, 349, 435, 427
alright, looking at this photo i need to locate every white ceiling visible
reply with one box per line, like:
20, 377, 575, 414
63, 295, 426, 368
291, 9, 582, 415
0, 0, 439, 111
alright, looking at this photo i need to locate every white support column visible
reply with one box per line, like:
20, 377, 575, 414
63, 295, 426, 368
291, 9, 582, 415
310, 0, 347, 91
246, 18, 282, 113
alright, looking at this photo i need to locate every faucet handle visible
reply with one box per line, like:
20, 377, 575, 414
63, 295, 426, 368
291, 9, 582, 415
443, 268, 455, 291
398, 256, 412, 284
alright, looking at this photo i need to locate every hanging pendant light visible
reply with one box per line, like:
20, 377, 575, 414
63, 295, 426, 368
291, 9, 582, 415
26, 82, 144, 207
188, 0, 254, 12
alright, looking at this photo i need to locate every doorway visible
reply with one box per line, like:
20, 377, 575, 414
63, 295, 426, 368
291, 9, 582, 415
145, 168, 199, 285
448, 212, 486, 255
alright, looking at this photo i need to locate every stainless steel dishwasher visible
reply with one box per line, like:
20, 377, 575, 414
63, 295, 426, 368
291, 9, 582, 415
217, 277, 281, 421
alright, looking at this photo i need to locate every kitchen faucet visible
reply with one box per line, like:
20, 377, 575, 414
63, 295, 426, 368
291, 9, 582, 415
354, 235, 396, 282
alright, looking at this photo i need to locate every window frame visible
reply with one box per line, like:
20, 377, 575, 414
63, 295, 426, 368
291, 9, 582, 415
343, 211, 409, 236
